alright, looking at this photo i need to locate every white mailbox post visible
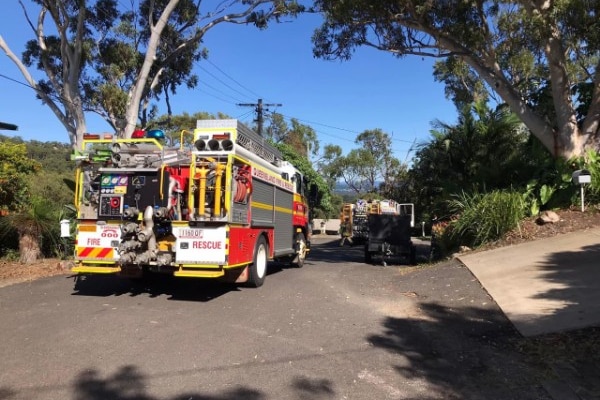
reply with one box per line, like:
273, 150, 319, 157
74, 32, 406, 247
60, 219, 71, 238
572, 170, 591, 212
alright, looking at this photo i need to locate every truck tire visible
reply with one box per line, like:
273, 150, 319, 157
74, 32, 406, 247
292, 232, 307, 268
248, 236, 268, 287
409, 244, 417, 265
364, 245, 373, 264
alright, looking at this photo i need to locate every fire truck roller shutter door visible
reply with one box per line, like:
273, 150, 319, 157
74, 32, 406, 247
273, 188, 294, 252
251, 179, 274, 224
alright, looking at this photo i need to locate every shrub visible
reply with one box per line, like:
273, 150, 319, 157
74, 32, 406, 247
430, 219, 461, 261
448, 190, 526, 248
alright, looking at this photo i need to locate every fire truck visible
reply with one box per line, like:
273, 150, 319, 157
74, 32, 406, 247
340, 199, 416, 266
70, 119, 312, 287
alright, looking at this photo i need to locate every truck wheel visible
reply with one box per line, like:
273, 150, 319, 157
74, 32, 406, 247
248, 236, 268, 287
409, 245, 417, 265
292, 232, 307, 268
364, 246, 372, 264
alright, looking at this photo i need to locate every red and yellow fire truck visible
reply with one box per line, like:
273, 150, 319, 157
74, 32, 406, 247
70, 119, 312, 287
340, 199, 416, 265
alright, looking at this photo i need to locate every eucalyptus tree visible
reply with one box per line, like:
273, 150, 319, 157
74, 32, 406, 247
331, 129, 406, 198
0, 0, 304, 150
314, 143, 343, 189
312, 0, 600, 159
264, 113, 319, 158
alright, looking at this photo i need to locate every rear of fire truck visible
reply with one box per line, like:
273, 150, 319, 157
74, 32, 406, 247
341, 199, 416, 266
363, 200, 416, 266
70, 120, 311, 287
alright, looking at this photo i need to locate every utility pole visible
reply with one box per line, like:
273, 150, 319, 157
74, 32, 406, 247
237, 98, 282, 136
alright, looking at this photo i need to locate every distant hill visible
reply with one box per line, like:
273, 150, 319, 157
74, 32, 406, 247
0, 134, 73, 173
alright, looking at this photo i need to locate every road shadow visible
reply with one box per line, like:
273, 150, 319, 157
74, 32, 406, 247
70, 263, 287, 302
308, 235, 431, 266
74, 365, 264, 400
0, 364, 337, 400
368, 301, 550, 399
306, 236, 365, 265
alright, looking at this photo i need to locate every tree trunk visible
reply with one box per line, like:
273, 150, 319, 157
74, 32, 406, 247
19, 232, 41, 264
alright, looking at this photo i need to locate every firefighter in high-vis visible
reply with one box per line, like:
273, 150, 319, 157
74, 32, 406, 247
339, 217, 353, 247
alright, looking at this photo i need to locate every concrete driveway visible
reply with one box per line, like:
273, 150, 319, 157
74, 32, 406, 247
458, 228, 600, 337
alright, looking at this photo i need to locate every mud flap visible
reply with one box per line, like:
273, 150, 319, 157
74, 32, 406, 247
221, 266, 249, 283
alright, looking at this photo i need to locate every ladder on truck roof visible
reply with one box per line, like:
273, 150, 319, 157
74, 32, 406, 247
196, 119, 283, 166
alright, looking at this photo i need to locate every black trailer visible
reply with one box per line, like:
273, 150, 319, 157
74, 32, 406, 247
364, 213, 416, 266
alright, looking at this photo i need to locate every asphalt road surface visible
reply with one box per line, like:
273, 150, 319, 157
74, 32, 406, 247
0, 236, 553, 400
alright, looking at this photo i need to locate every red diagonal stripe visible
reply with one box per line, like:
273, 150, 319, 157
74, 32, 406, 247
96, 248, 113, 258
78, 247, 93, 257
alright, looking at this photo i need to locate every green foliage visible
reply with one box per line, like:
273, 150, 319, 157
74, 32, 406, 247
433, 56, 489, 110
574, 149, 600, 203
0, 135, 76, 257
28, 171, 76, 210
314, 143, 343, 190
0, 249, 20, 261
0, 141, 41, 212
270, 141, 333, 219
0, 194, 61, 260
521, 152, 576, 215
408, 102, 529, 220
265, 113, 319, 158
316, 128, 408, 200
448, 190, 526, 249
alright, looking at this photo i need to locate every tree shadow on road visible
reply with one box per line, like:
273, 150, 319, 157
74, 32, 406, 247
72, 365, 264, 400
0, 364, 338, 400
527, 242, 600, 334
367, 302, 552, 399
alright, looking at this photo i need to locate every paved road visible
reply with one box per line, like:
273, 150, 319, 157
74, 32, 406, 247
0, 236, 556, 400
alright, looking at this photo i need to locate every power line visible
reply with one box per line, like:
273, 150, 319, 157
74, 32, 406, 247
272, 111, 418, 145
198, 65, 256, 103
204, 58, 263, 100
268, 111, 418, 160
197, 79, 247, 104
233, 109, 256, 122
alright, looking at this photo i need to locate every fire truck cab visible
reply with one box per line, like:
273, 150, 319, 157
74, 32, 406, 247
71, 119, 311, 287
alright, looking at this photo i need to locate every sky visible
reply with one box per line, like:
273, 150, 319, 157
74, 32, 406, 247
0, 1, 458, 162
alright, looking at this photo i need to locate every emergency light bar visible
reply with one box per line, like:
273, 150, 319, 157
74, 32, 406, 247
83, 133, 114, 140
131, 129, 165, 139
